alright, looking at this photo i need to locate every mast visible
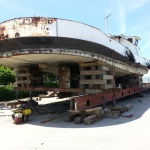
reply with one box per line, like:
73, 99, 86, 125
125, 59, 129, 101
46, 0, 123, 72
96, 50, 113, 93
104, 14, 111, 35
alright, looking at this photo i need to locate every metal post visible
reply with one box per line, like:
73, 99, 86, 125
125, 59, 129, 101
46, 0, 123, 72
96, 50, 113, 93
102, 96, 106, 108
30, 91, 32, 101
104, 14, 111, 35
56, 19, 58, 36
112, 95, 116, 106
16, 91, 19, 101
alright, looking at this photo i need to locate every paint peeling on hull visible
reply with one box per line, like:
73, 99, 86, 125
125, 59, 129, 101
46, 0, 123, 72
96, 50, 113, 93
0, 17, 57, 39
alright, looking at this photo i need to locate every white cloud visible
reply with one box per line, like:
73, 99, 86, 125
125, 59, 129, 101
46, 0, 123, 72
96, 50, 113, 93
141, 38, 150, 51
0, 0, 23, 12
114, 0, 149, 34
128, 26, 140, 32
115, 0, 126, 33
126, 0, 149, 12
143, 70, 150, 83
115, 0, 127, 33
104, 8, 113, 15
0, 0, 35, 15
103, 0, 126, 34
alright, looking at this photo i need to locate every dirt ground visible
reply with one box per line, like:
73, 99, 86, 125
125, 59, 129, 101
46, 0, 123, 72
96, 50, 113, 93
0, 92, 150, 150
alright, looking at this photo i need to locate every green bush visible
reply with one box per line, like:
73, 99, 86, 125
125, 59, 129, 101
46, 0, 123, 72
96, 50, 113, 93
44, 82, 58, 87
0, 85, 41, 101
0, 85, 16, 101
0, 85, 31, 101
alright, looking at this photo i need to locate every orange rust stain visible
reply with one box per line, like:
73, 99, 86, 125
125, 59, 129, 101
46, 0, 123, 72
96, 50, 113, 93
31, 17, 41, 26
0, 26, 5, 34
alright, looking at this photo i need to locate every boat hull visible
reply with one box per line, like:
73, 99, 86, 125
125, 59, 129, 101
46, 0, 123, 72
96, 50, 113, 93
0, 36, 148, 76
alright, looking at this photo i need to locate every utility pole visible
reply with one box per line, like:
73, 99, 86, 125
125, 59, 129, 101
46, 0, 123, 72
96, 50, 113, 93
104, 14, 111, 35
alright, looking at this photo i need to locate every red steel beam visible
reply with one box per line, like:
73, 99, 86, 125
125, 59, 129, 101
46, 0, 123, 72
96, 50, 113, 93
71, 85, 150, 111
13, 87, 102, 93
14, 87, 85, 92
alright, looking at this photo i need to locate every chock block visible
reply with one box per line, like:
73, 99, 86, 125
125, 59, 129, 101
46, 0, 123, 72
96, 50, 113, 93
74, 115, 87, 124
104, 110, 120, 119
83, 115, 97, 125
64, 114, 80, 122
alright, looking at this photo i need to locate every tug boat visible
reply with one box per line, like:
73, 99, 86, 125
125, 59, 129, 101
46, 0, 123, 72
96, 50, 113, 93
0, 17, 149, 90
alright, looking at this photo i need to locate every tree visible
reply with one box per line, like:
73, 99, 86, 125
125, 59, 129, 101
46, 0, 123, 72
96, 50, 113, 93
0, 66, 15, 85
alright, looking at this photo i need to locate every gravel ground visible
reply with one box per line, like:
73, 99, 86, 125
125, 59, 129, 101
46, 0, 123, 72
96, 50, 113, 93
0, 92, 150, 150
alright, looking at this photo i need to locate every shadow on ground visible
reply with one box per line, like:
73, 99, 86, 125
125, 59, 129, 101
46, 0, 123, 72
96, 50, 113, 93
24, 91, 150, 128
1, 91, 150, 128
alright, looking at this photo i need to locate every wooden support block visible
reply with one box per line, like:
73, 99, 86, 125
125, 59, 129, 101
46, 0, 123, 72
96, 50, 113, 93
74, 115, 87, 124
64, 114, 80, 122
99, 75, 113, 80
107, 71, 114, 75
100, 84, 114, 89
80, 70, 106, 75
83, 115, 97, 125
17, 73, 32, 77
125, 103, 132, 112
16, 67, 43, 88
79, 62, 99, 67
104, 110, 120, 119
111, 106, 126, 114
38, 92, 56, 99
80, 79, 107, 84
46, 91, 56, 97
98, 66, 109, 71
85, 107, 104, 119
107, 80, 114, 84
5, 101, 27, 108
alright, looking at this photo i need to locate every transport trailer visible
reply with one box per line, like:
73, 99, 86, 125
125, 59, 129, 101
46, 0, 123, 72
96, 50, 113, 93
14, 83, 150, 111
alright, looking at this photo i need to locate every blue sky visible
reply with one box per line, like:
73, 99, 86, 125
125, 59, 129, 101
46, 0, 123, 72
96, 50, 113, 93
0, 0, 150, 77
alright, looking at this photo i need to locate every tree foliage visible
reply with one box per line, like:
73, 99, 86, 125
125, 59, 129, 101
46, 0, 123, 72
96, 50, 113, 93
43, 73, 56, 82
0, 66, 15, 85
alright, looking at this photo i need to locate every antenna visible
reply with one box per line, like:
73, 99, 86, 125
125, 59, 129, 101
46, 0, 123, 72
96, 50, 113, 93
104, 14, 111, 35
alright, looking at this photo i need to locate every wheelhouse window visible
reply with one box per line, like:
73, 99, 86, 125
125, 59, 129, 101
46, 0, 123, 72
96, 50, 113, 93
127, 38, 133, 43
135, 39, 138, 46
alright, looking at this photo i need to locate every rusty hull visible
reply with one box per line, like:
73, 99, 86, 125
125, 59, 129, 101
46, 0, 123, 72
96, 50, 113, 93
0, 17, 148, 76
0, 17, 57, 38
